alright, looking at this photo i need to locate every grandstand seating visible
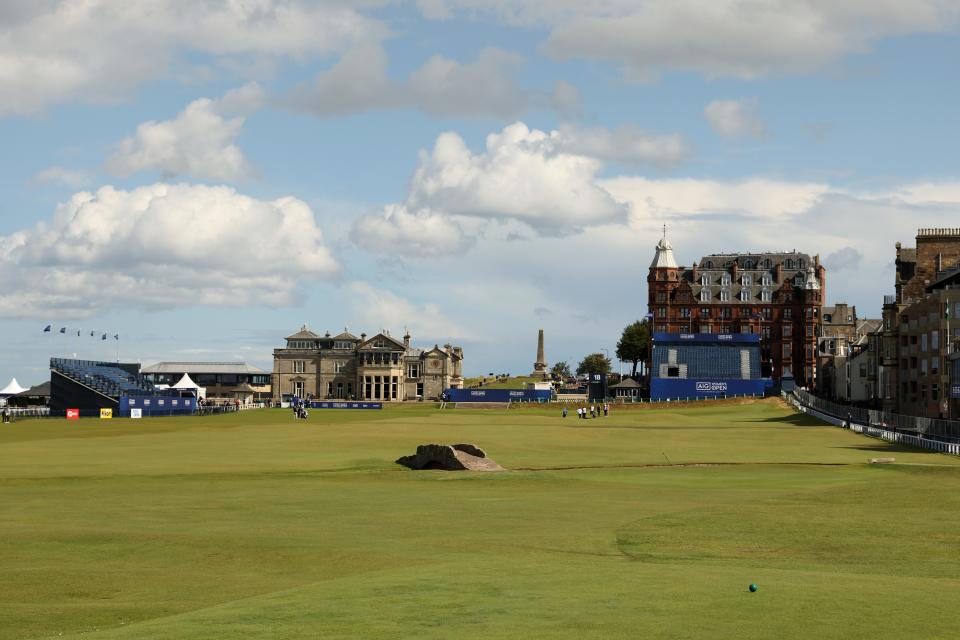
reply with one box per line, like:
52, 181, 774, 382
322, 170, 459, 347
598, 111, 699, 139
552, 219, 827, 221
652, 343, 761, 380
50, 358, 171, 399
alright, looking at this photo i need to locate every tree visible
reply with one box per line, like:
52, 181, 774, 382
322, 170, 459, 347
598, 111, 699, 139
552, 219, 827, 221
577, 353, 611, 376
616, 320, 650, 377
551, 361, 572, 380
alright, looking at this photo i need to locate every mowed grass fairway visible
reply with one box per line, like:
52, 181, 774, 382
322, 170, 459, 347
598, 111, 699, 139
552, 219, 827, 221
3, 400, 960, 639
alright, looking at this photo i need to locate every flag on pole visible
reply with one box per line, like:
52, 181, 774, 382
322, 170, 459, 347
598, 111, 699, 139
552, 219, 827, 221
59, 327, 66, 334
101, 333, 107, 340
43, 325, 51, 333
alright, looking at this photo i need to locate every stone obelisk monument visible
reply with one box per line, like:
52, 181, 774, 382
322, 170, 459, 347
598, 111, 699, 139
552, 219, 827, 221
531, 329, 549, 379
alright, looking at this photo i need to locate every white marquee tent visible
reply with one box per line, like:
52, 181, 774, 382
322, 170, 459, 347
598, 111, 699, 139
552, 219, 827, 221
171, 374, 206, 400
1, 378, 28, 395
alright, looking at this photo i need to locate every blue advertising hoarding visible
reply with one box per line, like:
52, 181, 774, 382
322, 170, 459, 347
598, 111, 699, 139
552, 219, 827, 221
650, 378, 770, 400
120, 395, 196, 417
444, 388, 553, 403
308, 401, 383, 409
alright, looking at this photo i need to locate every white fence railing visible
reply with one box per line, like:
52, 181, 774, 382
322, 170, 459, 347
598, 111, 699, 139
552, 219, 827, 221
787, 392, 960, 456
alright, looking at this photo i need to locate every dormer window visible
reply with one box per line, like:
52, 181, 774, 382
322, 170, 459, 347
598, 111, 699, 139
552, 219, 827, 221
720, 274, 731, 286
762, 258, 772, 268
700, 288, 711, 302
744, 260, 754, 269
761, 274, 772, 286
740, 289, 751, 302
761, 289, 772, 302
700, 274, 710, 286
785, 259, 794, 269
705, 260, 714, 268
719, 289, 731, 302
742, 274, 752, 286
797, 259, 804, 269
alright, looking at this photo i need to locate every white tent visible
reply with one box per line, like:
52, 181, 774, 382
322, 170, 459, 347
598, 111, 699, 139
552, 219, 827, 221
171, 373, 206, 399
0, 378, 28, 395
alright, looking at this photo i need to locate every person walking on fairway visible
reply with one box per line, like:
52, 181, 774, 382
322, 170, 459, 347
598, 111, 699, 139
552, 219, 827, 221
562, 406, 568, 418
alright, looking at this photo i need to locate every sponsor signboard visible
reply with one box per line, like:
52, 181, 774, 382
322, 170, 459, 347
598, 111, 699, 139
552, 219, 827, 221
651, 378, 769, 401
66, 408, 80, 420
130, 408, 143, 419
99, 408, 113, 419
445, 389, 553, 403
308, 402, 383, 410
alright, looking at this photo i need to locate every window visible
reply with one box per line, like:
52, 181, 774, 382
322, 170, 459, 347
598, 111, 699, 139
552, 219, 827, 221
785, 259, 794, 269
783, 324, 792, 337
657, 307, 666, 318
408, 363, 421, 378
742, 274, 752, 286
933, 384, 940, 401
334, 360, 346, 373
762, 258, 772, 268
794, 274, 805, 286
293, 361, 305, 374
921, 359, 928, 375
921, 334, 928, 351
719, 308, 732, 319
762, 326, 772, 339
932, 357, 939, 375
681, 308, 692, 318
739, 289, 751, 302
761, 274, 772, 286
700, 289, 711, 302
334, 340, 352, 349
327, 382, 334, 396
700, 308, 710, 318
705, 261, 714, 268
797, 259, 804, 269
761, 289, 772, 302
701, 274, 710, 286
720, 274, 731, 286
762, 308, 772, 320
784, 309, 792, 320
293, 381, 304, 396
656, 292, 666, 303
932, 330, 939, 350
783, 343, 792, 358
744, 260, 755, 269
806, 325, 814, 337
719, 289, 731, 302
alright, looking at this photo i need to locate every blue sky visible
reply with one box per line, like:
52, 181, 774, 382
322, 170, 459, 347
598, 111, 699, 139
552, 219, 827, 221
1, 1, 960, 386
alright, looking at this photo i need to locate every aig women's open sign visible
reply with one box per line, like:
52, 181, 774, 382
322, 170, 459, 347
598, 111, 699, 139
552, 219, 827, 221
99, 408, 113, 419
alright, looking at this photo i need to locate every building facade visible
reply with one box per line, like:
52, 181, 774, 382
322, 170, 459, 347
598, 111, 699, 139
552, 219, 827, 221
141, 362, 271, 404
880, 229, 960, 417
647, 234, 825, 388
816, 303, 882, 402
272, 327, 463, 402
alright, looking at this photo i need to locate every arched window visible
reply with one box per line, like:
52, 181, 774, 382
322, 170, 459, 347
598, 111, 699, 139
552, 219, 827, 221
744, 260, 754, 269
742, 274, 752, 286
701, 274, 710, 286
720, 274, 731, 286
762, 258, 772, 268
761, 274, 772, 286
700, 288, 711, 302
705, 260, 714, 268
785, 259, 794, 269
720, 289, 731, 302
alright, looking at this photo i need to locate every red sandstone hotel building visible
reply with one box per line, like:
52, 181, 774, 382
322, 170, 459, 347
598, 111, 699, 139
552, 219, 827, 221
647, 233, 825, 388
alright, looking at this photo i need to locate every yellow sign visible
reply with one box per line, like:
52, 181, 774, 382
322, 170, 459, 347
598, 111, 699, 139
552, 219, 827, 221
100, 408, 113, 419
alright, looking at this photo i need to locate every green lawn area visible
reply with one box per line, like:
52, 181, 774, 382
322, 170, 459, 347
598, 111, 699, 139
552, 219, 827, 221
3, 399, 960, 639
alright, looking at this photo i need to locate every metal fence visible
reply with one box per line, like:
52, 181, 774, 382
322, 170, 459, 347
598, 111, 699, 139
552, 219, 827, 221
789, 389, 960, 452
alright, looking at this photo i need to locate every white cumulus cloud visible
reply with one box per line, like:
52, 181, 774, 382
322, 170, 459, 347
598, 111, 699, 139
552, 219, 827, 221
350, 205, 472, 258
106, 84, 263, 181
556, 124, 689, 167
0, 1, 384, 116
407, 122, 628, 231
0, 183, 340, 318
289, 45, 574, 118
704, 99, 766, 138
418, 1, 960, 80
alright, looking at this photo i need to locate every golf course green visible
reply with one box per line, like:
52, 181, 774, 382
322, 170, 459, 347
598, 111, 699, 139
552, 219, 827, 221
2, 399, 960, 639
